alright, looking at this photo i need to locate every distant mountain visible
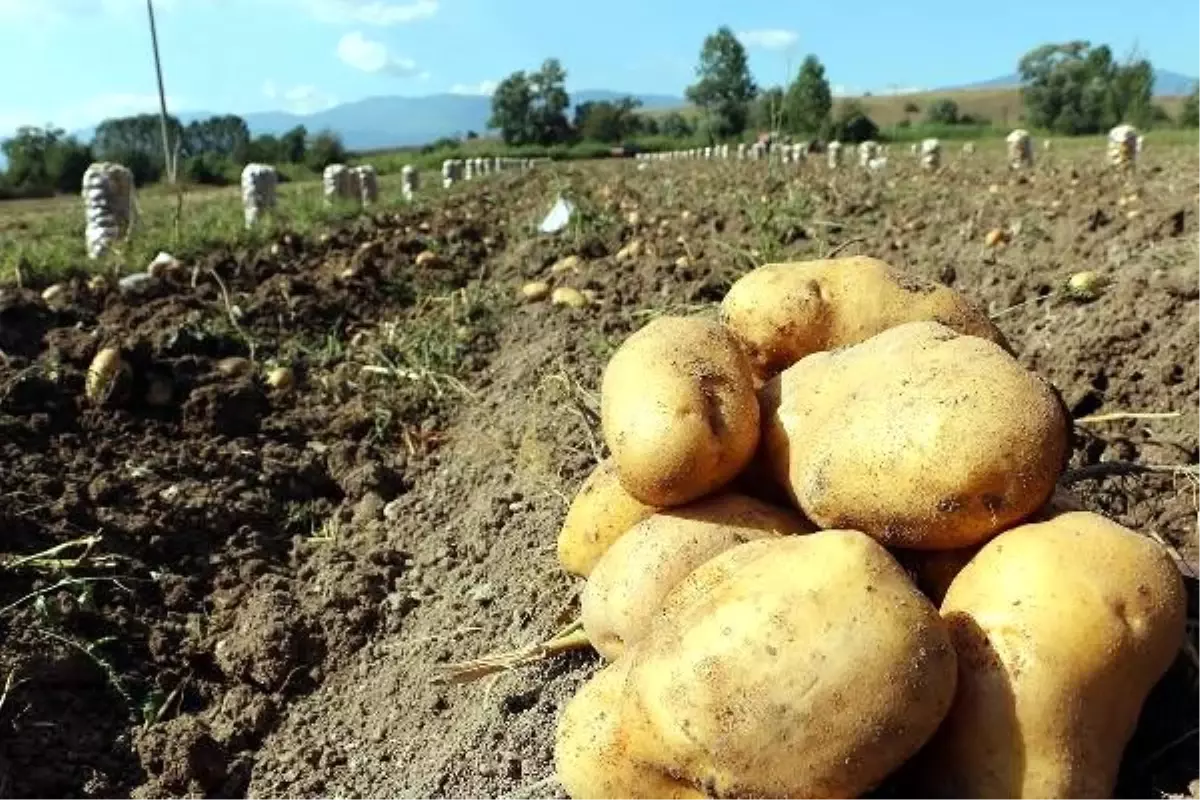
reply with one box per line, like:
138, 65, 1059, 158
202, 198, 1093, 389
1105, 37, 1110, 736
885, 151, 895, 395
68, 90, 686, 154
939, 69, 1198, 96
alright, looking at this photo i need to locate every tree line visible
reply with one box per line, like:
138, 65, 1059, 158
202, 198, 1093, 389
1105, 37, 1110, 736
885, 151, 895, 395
0, 114, 350, 199
487, 29, 1199, 148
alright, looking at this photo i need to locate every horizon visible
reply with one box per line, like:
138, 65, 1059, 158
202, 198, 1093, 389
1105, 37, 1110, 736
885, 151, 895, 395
0, 0, 1196, 137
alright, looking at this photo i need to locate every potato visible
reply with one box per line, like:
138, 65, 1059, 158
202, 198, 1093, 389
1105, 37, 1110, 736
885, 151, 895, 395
601, 316, 759, 507
558, 459, 660, 578
619, 532, 957, 798
555, 659, 701, 800
897, 487, 1086, 603
920, 512, 1186, 798
720, 256, 1009, 382
896, 545, 980, 606
760, 321, 1069, 549
581, 493, 810, 660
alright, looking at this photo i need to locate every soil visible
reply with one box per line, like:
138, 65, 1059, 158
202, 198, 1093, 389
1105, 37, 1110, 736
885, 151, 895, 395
0, 152, 1196, 799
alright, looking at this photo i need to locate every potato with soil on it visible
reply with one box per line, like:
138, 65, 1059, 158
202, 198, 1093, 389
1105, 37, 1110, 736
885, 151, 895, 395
557, 458, 659, 578
918, 511, 1187, 798
581, 492, 811, 660
575, 532, 956, 799
760, 321, 1069, 550
556, 659, 701, 800
719, 256, 1008, 382
601, 316, 760, 507
896, 487, 1086, 604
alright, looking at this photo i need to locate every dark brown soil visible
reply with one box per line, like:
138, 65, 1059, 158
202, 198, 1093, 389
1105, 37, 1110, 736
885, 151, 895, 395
0, 153, 1195, 799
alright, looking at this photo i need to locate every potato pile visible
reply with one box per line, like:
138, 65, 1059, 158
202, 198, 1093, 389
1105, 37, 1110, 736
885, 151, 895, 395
552, 256, 1186, 799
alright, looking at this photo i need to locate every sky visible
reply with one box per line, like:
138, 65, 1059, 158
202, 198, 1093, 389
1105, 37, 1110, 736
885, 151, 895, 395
0, 0, 1196, 135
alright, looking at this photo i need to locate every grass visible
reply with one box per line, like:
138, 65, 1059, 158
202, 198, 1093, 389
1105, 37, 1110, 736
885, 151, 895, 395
0, 170, 440, 285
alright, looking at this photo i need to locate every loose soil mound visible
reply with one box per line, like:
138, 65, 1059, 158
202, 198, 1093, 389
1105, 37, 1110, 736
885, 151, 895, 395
0, 153, 1196, 798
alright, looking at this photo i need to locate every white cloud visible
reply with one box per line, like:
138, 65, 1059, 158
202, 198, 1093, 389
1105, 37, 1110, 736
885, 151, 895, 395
736, 29, 799, 51
336, 31, 424, 77
449, 79, 498, 96
300, 0, 437, 25
263, 81, 339, 113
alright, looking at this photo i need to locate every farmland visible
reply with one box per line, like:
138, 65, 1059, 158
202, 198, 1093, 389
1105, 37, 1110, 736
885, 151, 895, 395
0, 141, 1197, 797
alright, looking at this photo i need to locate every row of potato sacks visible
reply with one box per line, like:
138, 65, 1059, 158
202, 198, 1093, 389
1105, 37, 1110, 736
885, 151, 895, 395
547, 256, 1187, 799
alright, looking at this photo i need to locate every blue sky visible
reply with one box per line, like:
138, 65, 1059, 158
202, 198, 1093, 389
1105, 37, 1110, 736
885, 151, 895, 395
0, 0, 1196, 134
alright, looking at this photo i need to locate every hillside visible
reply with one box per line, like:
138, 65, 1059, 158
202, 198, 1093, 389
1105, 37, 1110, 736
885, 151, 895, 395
850, 88, 1192, 128
69, 90, 686, 153
944, 68, 1197, 95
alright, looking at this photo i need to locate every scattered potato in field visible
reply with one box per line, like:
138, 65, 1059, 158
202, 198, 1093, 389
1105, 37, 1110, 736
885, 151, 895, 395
87, 274, 111, 293
86, 347, 126, 405
215, 357, 253, 379
551, 255, 582, 274
674, 255, 690, 268
557, 458, 659, 577
266, 366, 296, 393
610, 533, 956, 799
615, 239, 642, 262
1066, 270, 1110, 301
719, 256, 1009, 382
985, 228, 1008, 247
601, 316, 759, 507
551, 287, 588, 308
415, 250, 442, 268
581, 492, 810, 660
760, 321, 1069, 549
919, 512, 1186, 798
520, 281, 550, 301
41, 283, 67, 308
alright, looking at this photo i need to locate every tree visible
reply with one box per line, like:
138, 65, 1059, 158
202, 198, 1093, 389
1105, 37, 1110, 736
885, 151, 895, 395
1, 126, 94, 196
246, 134, 281, 164
181, 115, 251, 164
686, 26, 757, 138
659, 111, 694, 139
751, 86, 785, 132
488, 71, 534, 145
305, 130, 346, 170
784, 55, 833, 135
903, 101, 921, 115
1181, 84, 1200, 127
93, 113, 184, 183
1018, 41, 1155, 134
279, 125, 307, 163
925, 98, 962, 125
574, 97, 644, 143
828, 101, 879, 143
528, 58, 572, 145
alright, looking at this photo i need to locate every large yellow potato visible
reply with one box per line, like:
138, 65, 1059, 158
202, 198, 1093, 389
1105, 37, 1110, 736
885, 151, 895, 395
920, 512, 1186, 798
601, 316, 760, 507
557, 458, 659, 578
581, 493, 810, 661
620, 532, 957, 799
719, 256, 1009, 382
555, 659, 702, 800
760, 321, 1069, 549
897, 487, 1086, 603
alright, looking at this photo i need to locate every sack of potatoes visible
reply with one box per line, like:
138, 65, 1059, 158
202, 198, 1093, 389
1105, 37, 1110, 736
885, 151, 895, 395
456, 255, 1190, 799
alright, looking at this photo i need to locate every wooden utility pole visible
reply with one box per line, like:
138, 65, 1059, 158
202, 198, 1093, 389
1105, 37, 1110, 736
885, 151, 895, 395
146, 0, 175, 183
